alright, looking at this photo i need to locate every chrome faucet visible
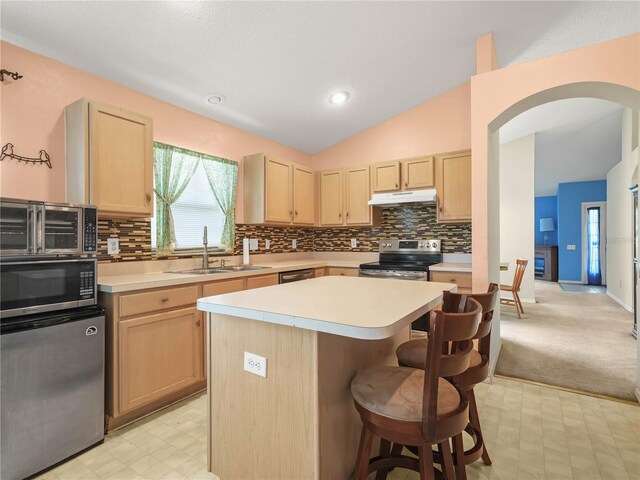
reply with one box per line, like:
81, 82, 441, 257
202, 226, 209, 269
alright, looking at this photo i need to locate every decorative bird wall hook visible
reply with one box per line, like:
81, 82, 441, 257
0, 69, 23, 82
1, 143, 52, 168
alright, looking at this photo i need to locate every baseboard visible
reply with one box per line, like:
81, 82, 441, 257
558, 279, 583, 284
636, 388, 640, 403
521, 297, 536, 304
606, 291, 633, 313
488, 339, 501, 379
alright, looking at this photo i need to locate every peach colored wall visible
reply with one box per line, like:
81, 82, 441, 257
0, 42, 311, 223
471, 33, 640, 294
311, 82, 470, 168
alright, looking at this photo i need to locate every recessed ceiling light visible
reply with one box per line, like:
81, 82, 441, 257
205, 93, 225, 105
329, 91, 350, 104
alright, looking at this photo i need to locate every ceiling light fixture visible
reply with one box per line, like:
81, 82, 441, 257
205, 93, 225, 105
329, 91, 350, 104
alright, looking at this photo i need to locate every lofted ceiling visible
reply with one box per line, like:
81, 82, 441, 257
1, 1, 638, 154
500, 98, 624, 196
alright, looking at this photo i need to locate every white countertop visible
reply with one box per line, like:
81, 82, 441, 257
98, 259, 363, 293
197, 276, 454, 340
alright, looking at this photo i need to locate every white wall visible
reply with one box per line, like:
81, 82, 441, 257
606, 108, 638, 312
499, 134, 536, 303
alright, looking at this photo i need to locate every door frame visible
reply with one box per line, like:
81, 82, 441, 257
581, 201, 607, 285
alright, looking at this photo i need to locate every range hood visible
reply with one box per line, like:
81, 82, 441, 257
368, 188, 437, 207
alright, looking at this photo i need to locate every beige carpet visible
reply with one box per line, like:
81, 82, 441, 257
496, 280, 638, 401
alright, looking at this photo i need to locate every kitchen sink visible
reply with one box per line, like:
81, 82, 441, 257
166, 265, 271, 275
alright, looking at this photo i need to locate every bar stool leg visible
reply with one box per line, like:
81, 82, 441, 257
418, 445, 436, 480
452, 434, 467, 480
355, 426, 374, 480
375, 439, 392, 480
467, 389, 492, 465
438, 440, 456, 480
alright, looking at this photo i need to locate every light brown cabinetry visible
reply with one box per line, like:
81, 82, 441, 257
119, 307, 202, 413
243, 153, 314, 225
326, 267, 360, 277
246, 273, 279, 289
203, 278, 245, 296
314, 268, 327, 278
319, 169, 344, 226
65, 99, 154, 217
401, 156, 435, 189
318, 166, 380, 227
430, 270, 472, 293
436, 150, 471, 223
371, 161, 401, 192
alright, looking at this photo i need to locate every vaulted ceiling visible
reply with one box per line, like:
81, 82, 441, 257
1, 1, 638, 153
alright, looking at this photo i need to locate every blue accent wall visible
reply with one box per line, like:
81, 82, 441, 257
535, 196, 558, 246
557, 180, 607, 282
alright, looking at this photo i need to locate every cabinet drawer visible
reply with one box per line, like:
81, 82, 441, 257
430, 271, 472, 289
246, 273, 280, 290
203, 278, 245, 297
119, 285, 199, 318
326, 267, 359, 277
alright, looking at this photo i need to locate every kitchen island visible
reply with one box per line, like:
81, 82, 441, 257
197, 276, 453, 480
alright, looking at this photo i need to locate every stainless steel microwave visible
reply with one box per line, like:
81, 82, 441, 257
0, 198, 97, 256
0, 258, 97, 318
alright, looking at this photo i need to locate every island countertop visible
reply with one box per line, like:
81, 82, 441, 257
197, 276, 454, 340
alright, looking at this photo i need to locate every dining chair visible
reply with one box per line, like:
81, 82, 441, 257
500, 259, 527, 318
396, 284, 499, 471
350, 293, 482, 480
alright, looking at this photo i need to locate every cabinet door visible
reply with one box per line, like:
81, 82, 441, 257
436, 151, 471, 223
265, 157, 293, 223
402, 156, 434, 189
119, 307, 202, 413
246, 274, 279, 290
371, 161, 400, 192
345, 167, 371, 225
319, 169, 344, 226
89, 102, 153, 216
293, 165, 315, 225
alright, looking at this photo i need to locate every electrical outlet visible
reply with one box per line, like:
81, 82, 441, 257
244, 352, 267, 378
249, 238, 258, 250
265, 239, 271, 250
292, 239, 297, 249
567, 244, 576, 251
107, 238, 120, 255
351, 238, 357, 248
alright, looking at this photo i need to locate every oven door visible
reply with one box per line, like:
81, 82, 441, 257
358, 269, 428, 281
0, 259, 96, 318
0, 201, 35, 256
41, 205, 83, 254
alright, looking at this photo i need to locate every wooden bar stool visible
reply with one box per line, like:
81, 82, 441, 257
500, 259, 527, 318
395, 284, 499, 471
350, 294, 482, 480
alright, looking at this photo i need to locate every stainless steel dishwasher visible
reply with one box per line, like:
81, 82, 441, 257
1, 305, 105, 480
278, 268, 315, 283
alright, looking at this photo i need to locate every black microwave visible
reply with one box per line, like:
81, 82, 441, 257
0, 258, 97, 318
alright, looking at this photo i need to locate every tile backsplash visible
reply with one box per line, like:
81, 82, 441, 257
98, 204, 470, 262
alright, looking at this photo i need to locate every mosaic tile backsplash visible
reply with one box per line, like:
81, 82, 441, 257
97, 204, 471, 262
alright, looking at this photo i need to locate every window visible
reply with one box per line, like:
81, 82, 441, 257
151, 142, 238, 255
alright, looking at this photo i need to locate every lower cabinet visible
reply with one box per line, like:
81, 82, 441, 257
326, 267, 360, 277
314, 267, 327, 278
118, 307, 203, 414
246, 273, 279, 289
430, 271, 472, 294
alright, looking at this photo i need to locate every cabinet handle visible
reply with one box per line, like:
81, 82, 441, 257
146, 193, 152, 203
346, 212, 349, 218
196, 319, 201, 327
405, 182, 408, 187
449, 278, 456, 283
161, 297, 169, 302
295, 210, 298, 216
395, 183, 398, 188
339, 213, 342, 218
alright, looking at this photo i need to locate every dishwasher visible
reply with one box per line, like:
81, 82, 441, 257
278, 268, 315, 283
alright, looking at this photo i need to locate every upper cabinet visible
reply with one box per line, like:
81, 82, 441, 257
371, 161, 401, 192
65, 99, 154, 217
401, 156, 434, 190
436, 150, 471, 223
318, 166, 380, 227
243, 153, 314, 225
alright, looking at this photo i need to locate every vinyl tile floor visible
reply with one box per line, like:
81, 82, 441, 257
35, 377, 639, 480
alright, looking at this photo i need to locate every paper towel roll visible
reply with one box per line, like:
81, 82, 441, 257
242, 238, 250, 265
